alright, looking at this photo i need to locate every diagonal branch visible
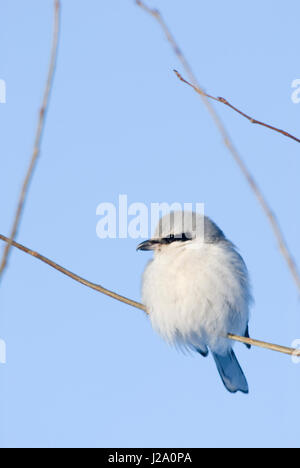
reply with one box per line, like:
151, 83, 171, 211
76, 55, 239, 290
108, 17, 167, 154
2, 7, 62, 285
0, 0, 61, 279
0, 233, 299, 358
174, 70, 300, 143
136, 0, 300, 295
136, 1, 299, 144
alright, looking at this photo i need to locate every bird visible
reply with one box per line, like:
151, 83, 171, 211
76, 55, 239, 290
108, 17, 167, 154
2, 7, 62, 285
137, 211, 252, 394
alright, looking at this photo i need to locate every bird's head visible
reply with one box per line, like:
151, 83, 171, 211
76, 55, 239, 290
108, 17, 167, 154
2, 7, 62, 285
136, 210, 224, 253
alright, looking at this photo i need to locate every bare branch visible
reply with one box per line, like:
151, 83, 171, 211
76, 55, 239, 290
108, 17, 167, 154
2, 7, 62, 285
0, 0, 61, 279
136, 0, 300, 144
0, 233, 299, 357
174, 70, 300, 143
136, 0, 300, 295
227, 333, 299, 357
0, 234, 144, 312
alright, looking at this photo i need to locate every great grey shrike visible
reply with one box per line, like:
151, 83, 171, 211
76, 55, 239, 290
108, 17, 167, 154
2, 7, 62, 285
137, 211, 252, 394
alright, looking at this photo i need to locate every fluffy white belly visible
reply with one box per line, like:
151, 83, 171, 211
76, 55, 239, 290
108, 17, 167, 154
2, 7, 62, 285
142, 241, 251, 354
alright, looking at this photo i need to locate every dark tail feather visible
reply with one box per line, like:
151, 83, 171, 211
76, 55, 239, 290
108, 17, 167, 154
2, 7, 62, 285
212, 349, 249, 394
195, 345, 209, 357
244, 325, 251, 349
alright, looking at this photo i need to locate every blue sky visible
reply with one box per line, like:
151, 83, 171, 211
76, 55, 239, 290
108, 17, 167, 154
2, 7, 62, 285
0, 0, 300, 448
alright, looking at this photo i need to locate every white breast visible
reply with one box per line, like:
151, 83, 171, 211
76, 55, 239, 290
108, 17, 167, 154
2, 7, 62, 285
142, 240, 251, 354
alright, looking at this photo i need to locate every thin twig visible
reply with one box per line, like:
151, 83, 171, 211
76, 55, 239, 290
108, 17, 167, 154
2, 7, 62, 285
227, 333, 299, 357
136, 1, 300, 144
136, 0, 300, 295
174, 70, 300, 143
0, 0, 61, 279
0, 233, 299, 357
0, 234, 144, 312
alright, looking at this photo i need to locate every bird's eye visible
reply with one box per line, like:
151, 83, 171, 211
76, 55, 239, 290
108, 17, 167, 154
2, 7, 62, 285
181, 233, 191, 241
161, 233, 191, 244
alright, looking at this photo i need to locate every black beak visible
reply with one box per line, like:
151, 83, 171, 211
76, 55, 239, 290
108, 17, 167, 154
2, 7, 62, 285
136, 239, 160, 251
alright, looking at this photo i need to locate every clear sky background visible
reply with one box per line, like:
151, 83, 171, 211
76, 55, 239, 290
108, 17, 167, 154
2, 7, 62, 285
0, 0, 300, 448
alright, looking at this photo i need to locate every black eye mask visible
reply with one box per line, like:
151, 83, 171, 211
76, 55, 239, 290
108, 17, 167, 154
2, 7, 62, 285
160, 233, 192, 244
